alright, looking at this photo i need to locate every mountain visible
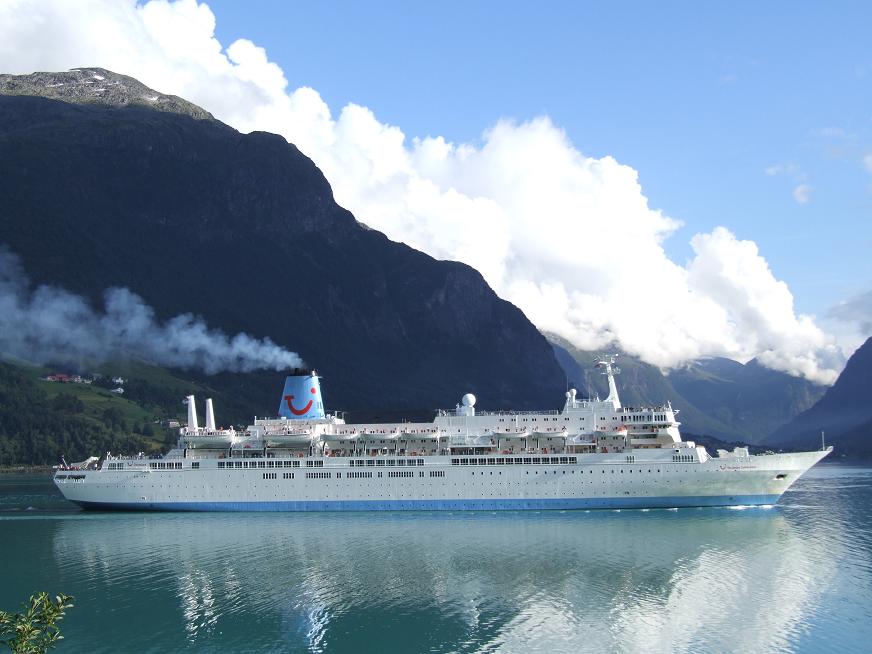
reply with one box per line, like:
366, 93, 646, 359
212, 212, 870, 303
767, 337, 872, 458
0, 67, 212, 119
0, 68, 566, 416
668, 357, 825, 444
550, 336, 825, 444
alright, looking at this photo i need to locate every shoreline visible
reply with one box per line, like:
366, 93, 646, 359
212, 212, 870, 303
0, 465, 55, 475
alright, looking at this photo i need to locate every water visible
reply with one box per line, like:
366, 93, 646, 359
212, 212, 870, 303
1, 465, 870, 653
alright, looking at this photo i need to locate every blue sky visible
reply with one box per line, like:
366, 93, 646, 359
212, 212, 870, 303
207, 0, 872, 317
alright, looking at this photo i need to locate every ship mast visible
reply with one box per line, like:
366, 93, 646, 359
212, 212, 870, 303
595, 355, 622, 409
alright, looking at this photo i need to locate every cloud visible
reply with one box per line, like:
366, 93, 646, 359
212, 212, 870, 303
828, 290, 872, 335
0, 247, 303, 373
765, 162, 798, 177
792, 184, 812, 204
0, 0, 843, 384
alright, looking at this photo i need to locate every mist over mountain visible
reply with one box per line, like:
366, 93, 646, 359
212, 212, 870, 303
0, 69, 565, 414
767, 337, 872, 458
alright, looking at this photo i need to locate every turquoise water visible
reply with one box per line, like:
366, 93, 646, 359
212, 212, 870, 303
1, 465, 870, 653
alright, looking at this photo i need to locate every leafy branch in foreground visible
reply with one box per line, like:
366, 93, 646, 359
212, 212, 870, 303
0, 593, 74, 654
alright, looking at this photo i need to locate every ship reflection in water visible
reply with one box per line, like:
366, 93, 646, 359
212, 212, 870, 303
45, 493, 854, 654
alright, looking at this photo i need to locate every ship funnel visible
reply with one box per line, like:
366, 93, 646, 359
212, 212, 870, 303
205, 398, 216, 431
186, 395, 199, 431
278, 369, 326, 420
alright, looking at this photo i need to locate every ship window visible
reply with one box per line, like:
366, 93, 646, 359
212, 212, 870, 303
532, 458, 541, 464
366, 460, 374, 467
235, 461, 242, 468
217, 462, 224, 469
192, 462, 199, 469
487, 458, 496, 465
524, 458, 532, 464
418, 459, 424, 466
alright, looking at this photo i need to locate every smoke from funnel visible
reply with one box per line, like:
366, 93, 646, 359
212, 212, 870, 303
0, 246, 303, 374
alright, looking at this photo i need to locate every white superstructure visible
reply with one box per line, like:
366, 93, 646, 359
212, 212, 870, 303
54, 359, 831, 511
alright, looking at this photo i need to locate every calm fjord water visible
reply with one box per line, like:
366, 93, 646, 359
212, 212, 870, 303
1, 465, 870, 654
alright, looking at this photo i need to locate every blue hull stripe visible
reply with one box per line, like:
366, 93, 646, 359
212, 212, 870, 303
72, 495, 782, 512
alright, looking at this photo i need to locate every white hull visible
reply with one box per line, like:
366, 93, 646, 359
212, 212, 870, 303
55, 448, 830, 512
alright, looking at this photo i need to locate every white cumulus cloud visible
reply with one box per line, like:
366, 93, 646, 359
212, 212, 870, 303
0, 0, 843, 384
792, 184, 812, 204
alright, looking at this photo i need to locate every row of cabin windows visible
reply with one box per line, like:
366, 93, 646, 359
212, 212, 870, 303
148, 462, 183, 470
628, 414, 668, 423
218, 460, 301, 469
451, 457, 578, 466
262, 472, 277, 480
306, 472, 332, 479
347, 471, 373, 479
673, 454, 694, 462
388, 471, 416, 478
349, 459, 425, 467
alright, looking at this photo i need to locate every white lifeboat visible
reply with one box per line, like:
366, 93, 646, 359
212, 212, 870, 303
182, 429, 237, 449
265, 428, 314, 448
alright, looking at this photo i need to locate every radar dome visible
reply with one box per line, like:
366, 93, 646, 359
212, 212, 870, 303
461, 393, 476, 407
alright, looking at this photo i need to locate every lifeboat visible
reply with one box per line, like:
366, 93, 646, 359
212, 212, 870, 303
182, 429, 237, 449
329, 430, 361, 443
265, 428, 314, 448
402, 429, 442, 440
492, 429, 530, 440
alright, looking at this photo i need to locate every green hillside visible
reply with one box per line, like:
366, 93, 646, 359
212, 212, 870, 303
0, 359, 257, 466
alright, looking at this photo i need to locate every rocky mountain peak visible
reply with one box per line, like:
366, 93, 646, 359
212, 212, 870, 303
0, 67, 213, 120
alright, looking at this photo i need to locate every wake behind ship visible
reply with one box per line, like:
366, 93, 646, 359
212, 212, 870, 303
54, 358, 831, 511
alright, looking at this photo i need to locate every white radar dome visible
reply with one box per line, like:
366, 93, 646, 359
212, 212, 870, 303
461, 393, 476, 407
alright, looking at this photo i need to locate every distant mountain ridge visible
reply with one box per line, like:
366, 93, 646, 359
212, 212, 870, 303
668, 357, 826, 443
0, 69, 566, 414
549, 335, 825, 444
767, 336, 872, 457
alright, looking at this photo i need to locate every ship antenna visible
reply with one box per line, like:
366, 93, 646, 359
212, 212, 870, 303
594, 354, 622, 409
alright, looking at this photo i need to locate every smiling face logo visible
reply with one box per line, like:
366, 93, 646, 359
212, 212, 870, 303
279, 374, 326, 420
284, 387, 317, 416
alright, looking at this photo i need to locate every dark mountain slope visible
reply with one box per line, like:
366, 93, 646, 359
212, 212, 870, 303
767, 337, 872, 457
0, 74, 566, 413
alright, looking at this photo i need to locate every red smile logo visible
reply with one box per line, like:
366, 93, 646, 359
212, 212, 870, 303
284, 387, 317, 416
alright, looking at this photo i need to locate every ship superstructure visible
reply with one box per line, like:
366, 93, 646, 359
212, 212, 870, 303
54, 358, 831, 511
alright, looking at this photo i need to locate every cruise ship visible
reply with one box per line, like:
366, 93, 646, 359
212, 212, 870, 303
53, 358, 831, 511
